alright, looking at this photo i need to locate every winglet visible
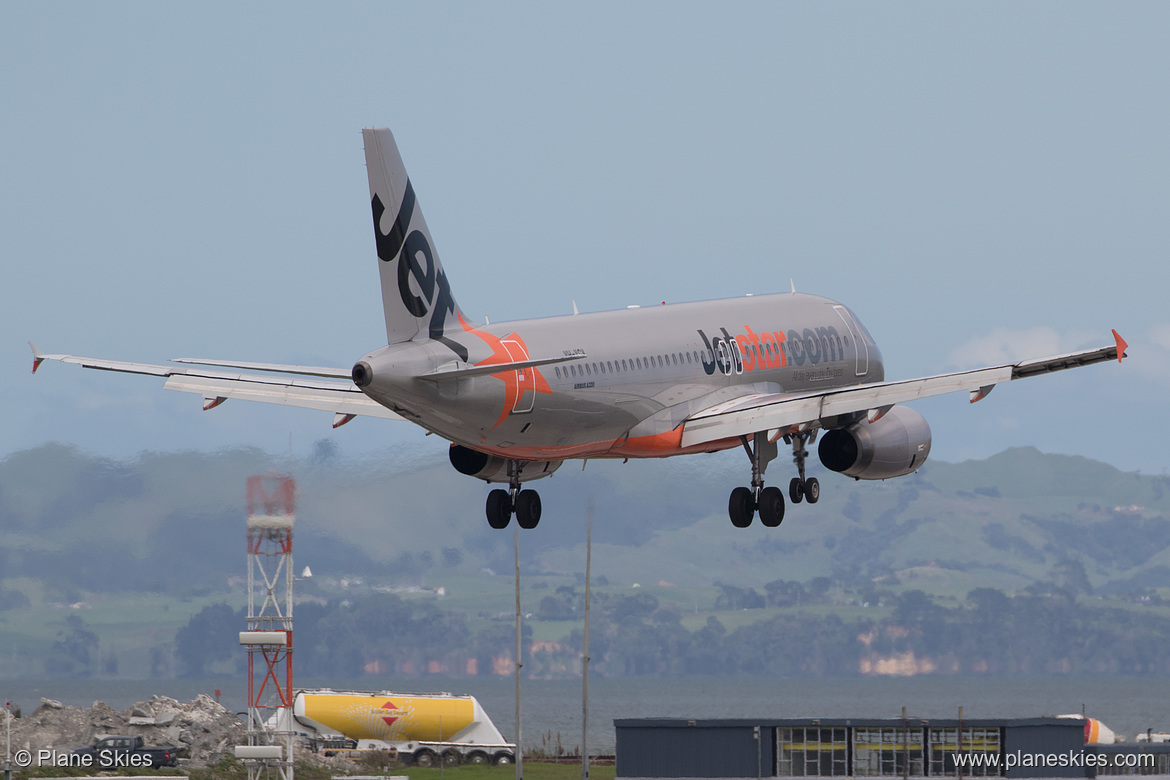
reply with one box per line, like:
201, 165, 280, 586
29, 342, 44, 374
1112, 329, 1128, 363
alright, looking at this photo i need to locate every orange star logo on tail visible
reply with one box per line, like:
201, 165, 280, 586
459, 314, 552, 428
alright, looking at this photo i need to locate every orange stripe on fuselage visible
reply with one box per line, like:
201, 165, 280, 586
468, 429, 741, 461
608, 429, 741, 458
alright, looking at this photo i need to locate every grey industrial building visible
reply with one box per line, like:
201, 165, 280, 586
615, 717, 1170, 779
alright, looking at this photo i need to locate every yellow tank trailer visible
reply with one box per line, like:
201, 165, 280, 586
290, 689, 515, 766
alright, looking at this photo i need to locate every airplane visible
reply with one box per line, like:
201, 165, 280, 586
31, 127, 1129, 530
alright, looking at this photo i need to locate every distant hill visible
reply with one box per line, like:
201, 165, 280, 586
2, 443, 1169, 598
3, 442, 1170, 679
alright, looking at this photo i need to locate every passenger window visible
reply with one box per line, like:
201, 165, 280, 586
570, 365, 577, 377
636, 358, 642, 369
622, 359, 628, 371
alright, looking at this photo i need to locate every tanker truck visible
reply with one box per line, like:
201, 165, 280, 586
285, 688, 515, 766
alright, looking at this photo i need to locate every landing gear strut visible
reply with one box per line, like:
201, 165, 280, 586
727, 433, 780, 528
727, 430, 819, 528
485, 460, 542, 529
786, 430, 820, 506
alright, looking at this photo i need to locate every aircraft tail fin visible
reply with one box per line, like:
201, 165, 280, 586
362, 128, 467, 358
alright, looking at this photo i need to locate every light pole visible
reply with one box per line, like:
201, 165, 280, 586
581, 508, 593, 780
515, 529, 524, 780
5, 700, 13, 780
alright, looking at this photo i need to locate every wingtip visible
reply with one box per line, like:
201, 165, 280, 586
1112, 329, 1128, 363
29, 341, 44, 374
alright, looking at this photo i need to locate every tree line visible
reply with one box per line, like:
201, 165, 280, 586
161, 581, 1170, 679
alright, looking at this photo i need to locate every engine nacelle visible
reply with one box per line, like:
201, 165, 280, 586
448, 445, 562, 484
817, 405, 932, 480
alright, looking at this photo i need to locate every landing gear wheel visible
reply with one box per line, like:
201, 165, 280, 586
728, 486, 755, 528
757, 486, 785, 527
515, 489, 542, 529
789, 477, 805, 504
804, 477, 820, 504
486, 489, 512, 529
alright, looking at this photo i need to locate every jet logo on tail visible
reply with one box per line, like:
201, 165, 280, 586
371, 186, 466, 361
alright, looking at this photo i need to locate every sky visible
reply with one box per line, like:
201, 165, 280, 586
3, 2, 1168, 475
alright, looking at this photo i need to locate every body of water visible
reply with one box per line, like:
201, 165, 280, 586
3, 676, 1166, 754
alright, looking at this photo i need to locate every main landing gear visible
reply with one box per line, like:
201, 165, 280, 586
727, 431, 819, 528
485, 460, 542, 529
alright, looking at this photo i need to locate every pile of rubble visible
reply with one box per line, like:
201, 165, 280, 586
3, 694, 246, 768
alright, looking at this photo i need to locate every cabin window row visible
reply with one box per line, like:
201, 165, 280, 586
550, 331, 851, 381
553, 351, 703, 381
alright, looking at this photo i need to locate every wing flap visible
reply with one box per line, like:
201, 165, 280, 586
1011, 333, 1126, 378
163, 376, 404, 420
171, 358, 352, 379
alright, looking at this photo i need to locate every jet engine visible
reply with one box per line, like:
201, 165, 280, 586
449, 445, 563, 484
817, 406, 932, 480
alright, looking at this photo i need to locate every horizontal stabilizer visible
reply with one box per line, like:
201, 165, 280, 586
421, 353, 587, 381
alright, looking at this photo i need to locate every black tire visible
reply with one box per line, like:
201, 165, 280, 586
789, 477, 805, 504
757, 486, 785, 527
728, 486, 755, 527
804, 476, 820, 504
493, 751, 514, 765
413, 749, 438, 768
486, 489, 512, 529
441, 749, 462, 767
516, 489, 542, 529
465, 751, 490, 766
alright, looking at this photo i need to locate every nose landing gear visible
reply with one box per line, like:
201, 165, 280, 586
726, 430, 818, 528
485, 460, 542, 529
787, 431, 820, 506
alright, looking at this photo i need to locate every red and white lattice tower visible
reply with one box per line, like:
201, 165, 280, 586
236, 474, 296, 780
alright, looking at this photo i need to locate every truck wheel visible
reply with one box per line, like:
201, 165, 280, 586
465, 751, 489, 765
493, 751, 514, 765
413, 749, 438, 768
441, 749, 462, 767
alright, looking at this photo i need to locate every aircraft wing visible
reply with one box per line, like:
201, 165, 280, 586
30, 344, 404, 427
680, 330, 1128, 448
